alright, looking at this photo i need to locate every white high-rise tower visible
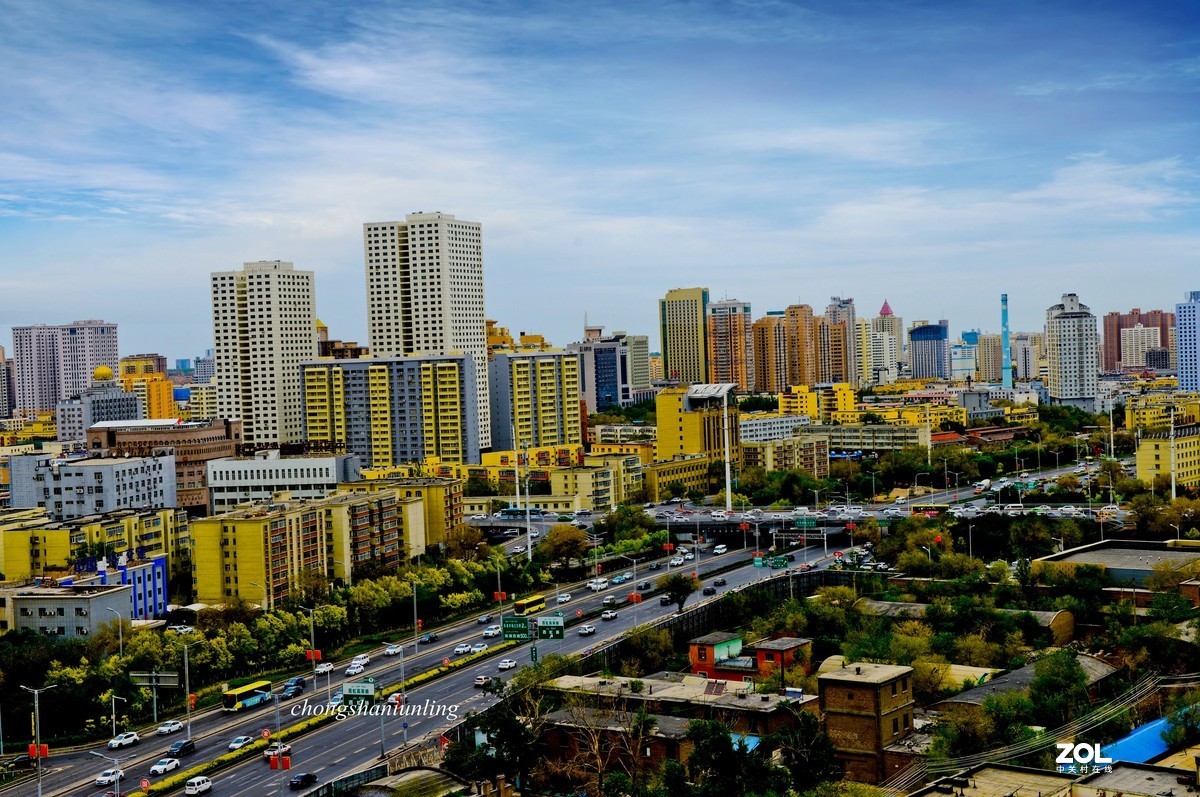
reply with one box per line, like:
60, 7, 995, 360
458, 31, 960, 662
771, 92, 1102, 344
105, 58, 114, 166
211, 260, 316, 445
364, 212, 490, 450
1045, 293, 1098, 412
12, 320, 118, 414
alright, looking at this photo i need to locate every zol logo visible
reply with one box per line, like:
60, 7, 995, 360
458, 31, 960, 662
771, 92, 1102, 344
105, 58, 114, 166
1055, 743, 1112, 766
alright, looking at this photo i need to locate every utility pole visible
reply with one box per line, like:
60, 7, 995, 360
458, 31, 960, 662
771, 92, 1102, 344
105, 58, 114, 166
183, 643, 193, 737
21, 684, 56, 797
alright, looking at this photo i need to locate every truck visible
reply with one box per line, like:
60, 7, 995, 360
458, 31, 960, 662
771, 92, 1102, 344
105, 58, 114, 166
973, 479, 991, 494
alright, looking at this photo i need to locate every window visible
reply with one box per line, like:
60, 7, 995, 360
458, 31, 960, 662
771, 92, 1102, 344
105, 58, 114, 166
892, 718, 899, 735
891, 682, 897, 696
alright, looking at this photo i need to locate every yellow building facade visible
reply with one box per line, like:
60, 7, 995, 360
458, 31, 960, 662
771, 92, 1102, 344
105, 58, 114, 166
778, 383, 855, 422
654, 386, 741, 465
1136, 424, 1200, 489
120, 373, 179, 419
548, 466, 615, 512
741, 435, 830, 477
339, 477, 462, 547
1127, 393, 1200, 431
643, 454, 712, 502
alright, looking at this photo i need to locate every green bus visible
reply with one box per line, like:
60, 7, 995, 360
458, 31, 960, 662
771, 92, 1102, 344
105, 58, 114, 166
222, 680, 273, 712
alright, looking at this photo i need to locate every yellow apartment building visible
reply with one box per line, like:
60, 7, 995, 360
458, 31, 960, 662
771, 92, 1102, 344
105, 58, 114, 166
643, 454, 712, 502
1136, 423, 1200, 489
779, 383, 855, 422
338, 477, 462, 548
741, 435, 830, 477
549, 466, 615, 512
320, 489, 425, 582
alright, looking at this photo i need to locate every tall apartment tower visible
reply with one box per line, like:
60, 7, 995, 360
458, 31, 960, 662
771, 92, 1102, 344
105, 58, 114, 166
752, 313, 789, 393
1119, 324, 1161, 369
826, 297, 858, 385
908, 320, 951, 379
1102, 307, 1175, 372
12, 320, 119, 414
211, 260, 317, 445
1176, 291, 1200, 391
706, 299, 755, 391
364, 212, 490, 450
814, 316, 849, 383
975, 334, 1003, 382
658, 287, 709, 383
785, 304, 816, 387
0, 345, 11, 419
489, 350, 582, 451
1045, 293, 1099, 412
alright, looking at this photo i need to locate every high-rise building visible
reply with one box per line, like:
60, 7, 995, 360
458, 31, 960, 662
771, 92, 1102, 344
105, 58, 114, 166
659, 287, 710, 384
1102, 307, 1175, 372
1119, 324, 1162, 369
363, 212, 490, 449
1176, 291, 1200, 391
654, 384, 740, 464
826, 297, 858, 385
814, 316, 849, 383
865, 332, 899, 386
648, 353, 664, 382
950, 344, 976, 381
489, 350, 582, 451
211, 260, 317, 445
120, 372, 178, 419
302, 355, 480, 467
976, 334, 1003, 382
785, 304, 817, 387
909, 320, 951, 379
872, 300, 904, 364
705, 299, 755, 391
193, 350, 215, 384
56, 366, 143, 442
0, 345, 11, 419
570, 329, 654, 413
752, 313, 789, 393
12, 320, 118, 414
1045, 293, 1099, 411
1011, 333, 1043, 381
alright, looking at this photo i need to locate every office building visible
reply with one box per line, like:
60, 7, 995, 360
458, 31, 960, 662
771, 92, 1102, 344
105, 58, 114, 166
654, 384, 740, 464
909, 320, 951, 379
363, 212, 490, 449
1177, 291, 1200, 391
302, 354, 480, 467
1011, 333, 1043, 381
871, 300, 904, 364
56, 366, 144, 442
13, 320, 119, 414
950, 344, 976, 381
751, 313, 788, 394
658, 287, 710, 383
0, 582, 129, 638
193, 350, 215, 384
570, 329, 654, 413
206, 451, 361, 513
66, 556, 170, 621
86, 418, 243, 514
9, 453, 176, 520
1119, 324, 1162, 370
489, 350, 582, 451
1045, 293, 1099, 412
865, 331, 899, 386
826, 297, 858, 385
739, 412, 812, 442
1102, 307, 1175, 372
705, 299, 755, 391
785, 304, 817, 387
211, 260, 317, 445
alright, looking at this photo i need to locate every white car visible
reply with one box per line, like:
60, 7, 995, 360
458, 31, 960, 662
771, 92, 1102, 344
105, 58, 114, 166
228, 735, 254, 750
454, 643, 472, 654
498, 659, 517, 670
185, 775, 213, 794
483, 624, 501, 637
108, 732, 139, 749
510, 545, 526, 554
578, 624, 596, 636
683, 552, 695, 560
601, 609, 618, 620
470, 643, 488, 654
557, 593, 572, 603
384, 643, 402, 656
150, 758, 181, 775
351, 654, 370, 667
345, 663, 365, 676
315, 662, 334, 675
166, 625, 195, 634
156, 720, 184, 735
669, 556, 684, 566
471, 514, 488, 520
882, 507, 904, 517
96, 769, 124, 786
528, 529, 540, 538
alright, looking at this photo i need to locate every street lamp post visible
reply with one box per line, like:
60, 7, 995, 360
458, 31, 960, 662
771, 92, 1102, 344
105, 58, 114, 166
248, 580, 269, 610
913, 472, 931, 497
619, 555, 639, 625
182, 641, 195, 737
332, 560, 353, 589
967, 521, 974, 560
21, 684, 56, 797
105, 607, 123, 658
1171, 524, 1181, 541
90, 751, 130, 797
110, 694, 127, 735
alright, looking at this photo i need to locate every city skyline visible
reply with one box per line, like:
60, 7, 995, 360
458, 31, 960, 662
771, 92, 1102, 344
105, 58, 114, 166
1, 1, 1197, 356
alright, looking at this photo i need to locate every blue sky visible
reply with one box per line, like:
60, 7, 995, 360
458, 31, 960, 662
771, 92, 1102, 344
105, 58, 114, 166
1, 0, 1197, 361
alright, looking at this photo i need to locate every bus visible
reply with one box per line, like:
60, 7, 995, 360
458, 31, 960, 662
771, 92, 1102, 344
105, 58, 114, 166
498, 507, 540, 521
513, 594, 547, 616
910, 503, 950, 518
222, 680, 274, 712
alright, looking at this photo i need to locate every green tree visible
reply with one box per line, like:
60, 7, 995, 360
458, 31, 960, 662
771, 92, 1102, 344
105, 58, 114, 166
763, 707, 840, 791
657, 573, 701, 611
1028, 651, 1090, 727
539, 524, 590, 565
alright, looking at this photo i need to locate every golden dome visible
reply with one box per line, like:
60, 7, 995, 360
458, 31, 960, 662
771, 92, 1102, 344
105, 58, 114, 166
93, 365, 114, 381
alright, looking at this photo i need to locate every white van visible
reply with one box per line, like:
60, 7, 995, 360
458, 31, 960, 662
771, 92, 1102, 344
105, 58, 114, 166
712, 544, 728, 555
185, 776, 213, 795
587, 578, 609, 591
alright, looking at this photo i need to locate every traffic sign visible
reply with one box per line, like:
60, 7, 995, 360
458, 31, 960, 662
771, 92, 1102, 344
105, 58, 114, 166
795, 518, 816, 529
753, 555, 764, 568
443, 657, 451, 666
833, 551, 844, 558
402, 722, 409, 730
261, 728, 271, 739
537, 616, 565, 640
502, 616, 532, 641
531, 646, 539, 663
554, 610, 564, 617
768, 557, 787, 569
141, 779, 151, 790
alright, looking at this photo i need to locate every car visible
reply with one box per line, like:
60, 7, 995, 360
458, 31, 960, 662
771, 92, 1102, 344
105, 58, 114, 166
648, 561, 662, 570
96, 769, 125, 786
557, 514, 573, 521
477, 613, 494, 624
185, 775, 214, 794
712, 544, 728, 555
671, 497, 684, 503
702, 586, 717, 596
290, 772, 319, 790
351, 654, 370, 667
483, 624, 502, 637
713, 577, 727, 586
498, 659, 517, 670
471, 514, 488, 520
1020, 472, 1030, 479
384, 643, 403, 656
345, 663, 365, 676
327, 693, 343, 708
602, 595, 616, 605
669, 556, 684, 566
282, 685, 303, 700
528, 529, 540, 538
660, 595, 674, 606
168, 739, 196, 757
454, 643, 472, 654
572, 521, 588, 529
882, 507, 904, 518
470, 643, 488, 654
611, 575, 627, 585
473, 675, 494, 688
108, 732, 139, 749
620, 571, 633, 581
894, 496, 907, 504
557, 593, 572, 603
166, 625, 195, 634
601, 609, 618, 620
420, 632, 439, 643
228, 735, 254, 751
1102, 504, 1120, 513
150, 758, 181, 775
264, 742, 293, 760
578, 624, 596, 636
636, 580, 652, 590
510, 545, 526, 554
386, 692, 405, 705
284, 676, 307, 691
156, 720, 184, 735
315, 661, 334, 675
3, 754, 35, 771
683, 552, 695, 560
